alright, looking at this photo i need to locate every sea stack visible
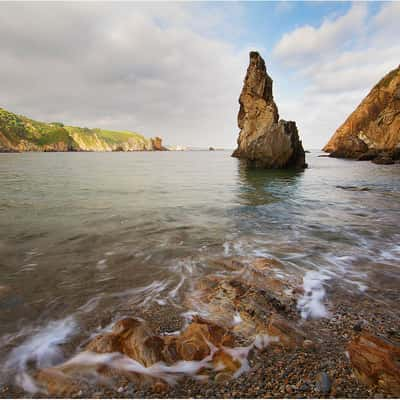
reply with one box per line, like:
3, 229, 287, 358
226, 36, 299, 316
151, 136, 167, 151
323, 65, 400, 164
232, 51, 306, 169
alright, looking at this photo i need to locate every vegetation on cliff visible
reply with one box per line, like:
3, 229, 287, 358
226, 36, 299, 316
0, 107, 161, 152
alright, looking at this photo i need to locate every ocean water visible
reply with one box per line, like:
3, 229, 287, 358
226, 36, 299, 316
0, 150, 399, 389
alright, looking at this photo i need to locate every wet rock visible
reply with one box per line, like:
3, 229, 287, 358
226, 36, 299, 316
87, 318, 164, 367
232, 51, 306, 169
357, 150, 378, 161
36, 316, 242, 395
336, 185, 371, 192
302, 339, 315, 350
36, 368, 81, 398
316, 372, 331, 394
0, 285, 10, 299
267, 314, 306, 349
186, 257, 300, 342
347, 331, 400, 396
352, 321, 364, 332
215, 371, 233, 383
372, 154, 395, 165
173, 317, 234, 361
212, 350, 241, 374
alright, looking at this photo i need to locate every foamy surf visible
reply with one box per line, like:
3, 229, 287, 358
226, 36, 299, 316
4, 316, 77, 392
297, 270, 330, 319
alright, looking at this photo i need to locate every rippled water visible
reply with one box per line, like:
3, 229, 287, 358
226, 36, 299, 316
0, 150, 399, 389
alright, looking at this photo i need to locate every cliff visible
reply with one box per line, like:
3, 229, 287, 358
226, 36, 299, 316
232, 52, 306, 169
0, 107, 165, 152
323, 65, 400, 164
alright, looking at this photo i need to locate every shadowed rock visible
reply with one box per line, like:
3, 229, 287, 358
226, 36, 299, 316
232, 52, 306, 169
347, 331, 400, 396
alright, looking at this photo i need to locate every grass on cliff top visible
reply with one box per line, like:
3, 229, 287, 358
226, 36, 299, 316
0, 107, 149, 149
65, 126, 150, 147
93, 128, 148, 145
0, 108, 73, 146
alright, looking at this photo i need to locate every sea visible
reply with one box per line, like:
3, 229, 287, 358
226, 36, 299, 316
0, 150, 399, 390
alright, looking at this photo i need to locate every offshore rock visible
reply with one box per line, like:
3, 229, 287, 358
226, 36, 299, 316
151, 137, 167, 151
347, 331, 400, 396
232, 52, 306, 169
323, 65, 400, 161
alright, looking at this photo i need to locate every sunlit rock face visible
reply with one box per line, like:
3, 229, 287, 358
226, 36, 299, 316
232, 51, 306, 169
323, 65, 400, 162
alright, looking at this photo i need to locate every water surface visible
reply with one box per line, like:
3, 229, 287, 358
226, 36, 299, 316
0, 151, 399, 388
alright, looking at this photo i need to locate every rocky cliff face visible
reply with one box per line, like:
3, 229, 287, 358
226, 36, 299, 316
232, 52, 306, 169
0, 107, 165, 152
323, 65, 400, 163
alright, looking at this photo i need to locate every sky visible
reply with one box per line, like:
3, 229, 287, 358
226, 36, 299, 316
1, 1, 399, 149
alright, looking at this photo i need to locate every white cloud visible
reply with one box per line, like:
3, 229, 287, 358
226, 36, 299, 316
273, 2, 400, 149
273, 3, 367, 67
0, 2, 249, 147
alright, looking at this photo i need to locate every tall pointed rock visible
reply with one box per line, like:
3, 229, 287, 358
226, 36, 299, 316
232, 51, 306, 169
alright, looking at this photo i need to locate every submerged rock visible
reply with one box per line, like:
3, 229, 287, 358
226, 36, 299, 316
347, 331, 400, 396
232, 51, 306, 169
323, 65, 400, 162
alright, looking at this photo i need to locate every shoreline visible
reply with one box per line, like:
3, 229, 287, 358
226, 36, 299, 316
1, 257, 399, 399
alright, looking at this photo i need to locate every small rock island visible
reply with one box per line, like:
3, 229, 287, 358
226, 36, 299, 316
232, 51, 307, 169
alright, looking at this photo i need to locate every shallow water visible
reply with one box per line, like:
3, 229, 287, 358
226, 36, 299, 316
0, 150, 399, 389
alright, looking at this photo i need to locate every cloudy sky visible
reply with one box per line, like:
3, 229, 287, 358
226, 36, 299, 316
1, 1, 399, 149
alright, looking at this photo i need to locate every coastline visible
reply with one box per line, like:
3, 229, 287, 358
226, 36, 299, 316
1, 256, 398, 399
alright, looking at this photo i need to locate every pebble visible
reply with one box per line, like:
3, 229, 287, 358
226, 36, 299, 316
353, 321, 363, 332
300, 383, 309, 391
303, 339, 314, 349
316, 371, 331, 394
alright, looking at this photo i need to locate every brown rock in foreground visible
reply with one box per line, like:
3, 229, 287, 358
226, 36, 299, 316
36, 316, 239, 396
347, 331, 400, 396
323, 65, 400, 162
232, 51, 306, 169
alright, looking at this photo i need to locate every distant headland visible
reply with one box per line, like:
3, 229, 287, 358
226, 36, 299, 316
0, 107, 166, 152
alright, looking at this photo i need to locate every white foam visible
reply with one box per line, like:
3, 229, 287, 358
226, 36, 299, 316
61, 350, 215, 386
96, 259, 107, 270
168, 276, 185, 300
232, 313, 242, 326
253, 334, 279, 350
223, 242, 230, 256
5, 317, 77, 392
297, 271, 330, 319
